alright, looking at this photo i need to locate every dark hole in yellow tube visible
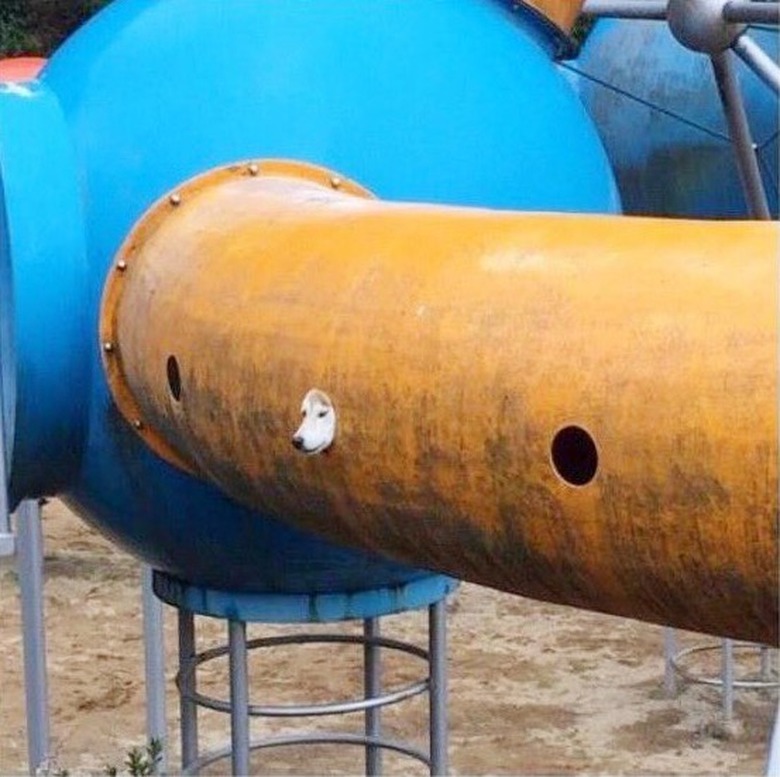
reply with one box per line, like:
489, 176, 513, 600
551, 425, 598, 486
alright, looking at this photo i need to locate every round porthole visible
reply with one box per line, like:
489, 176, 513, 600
551, 425, 598, 486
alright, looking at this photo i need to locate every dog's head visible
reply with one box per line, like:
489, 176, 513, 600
292, 388, 336, 455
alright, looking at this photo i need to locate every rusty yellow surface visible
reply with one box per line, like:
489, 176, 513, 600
101, 160, 779, 645
520, 0, 583, 34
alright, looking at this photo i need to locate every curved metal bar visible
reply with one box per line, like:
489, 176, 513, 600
581, 0, 669, 18
723, 1, 780, 24
176, 632, 431, 717
183, 677, 430, 717
733, 33, 780, 94
184, 733, 430, 775
189, 632, 428, 666
671, 644, 780, 689
711, 50, 772, 218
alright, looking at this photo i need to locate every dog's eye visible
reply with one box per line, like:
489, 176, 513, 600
317, 409, 329, 418
301, 409, 307, 418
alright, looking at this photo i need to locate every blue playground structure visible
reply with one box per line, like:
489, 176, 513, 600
1, 0, 777, 773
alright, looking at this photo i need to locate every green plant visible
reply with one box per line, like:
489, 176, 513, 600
104, 738, 163, 777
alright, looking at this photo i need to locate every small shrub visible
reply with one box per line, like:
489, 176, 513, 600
104, 738, 163, 777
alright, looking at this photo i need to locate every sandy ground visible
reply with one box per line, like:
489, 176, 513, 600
0, 499, 776, 775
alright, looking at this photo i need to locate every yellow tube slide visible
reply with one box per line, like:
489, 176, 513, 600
100, 160, 778, 645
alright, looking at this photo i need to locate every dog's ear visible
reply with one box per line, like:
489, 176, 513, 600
310, 388, 333, 408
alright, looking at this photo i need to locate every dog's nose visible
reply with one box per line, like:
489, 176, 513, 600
291, 436, 304, 450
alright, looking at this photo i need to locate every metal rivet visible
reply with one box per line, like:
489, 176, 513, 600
330, 176, 342, 189
133, 419, 144, 430
248, 163, 259, 176
169, 193, 182, 206
102, 341, 115, 353
116, 260, 128, 272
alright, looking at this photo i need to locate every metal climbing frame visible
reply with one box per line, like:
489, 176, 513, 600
663, 629, 779, 720
663, 629, 780, 774
580, 0, 779, 218
174, 600, 450, 776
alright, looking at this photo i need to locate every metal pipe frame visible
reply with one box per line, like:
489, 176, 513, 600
364, 618, 382, 776
733, 34, 780, 94
760, 646, 774, 681
581, 0, 669, 19
183, 733, 430, 776
723, 1, 780, 24
0, 361, 14, 557
721, 638, 735, 723
142, 567, 167, 775
711, 50, 772, 219
178, 632, 429, 717
582, 0, 780, 24
178, 609, 199, 774
228, 620, 251, 776
672, 643, 780, 689
663, 628, 678, 697
429, 600, 448, 777
174, 607, 451, 775
16, 499, 50, 774
768, 701, 780, 776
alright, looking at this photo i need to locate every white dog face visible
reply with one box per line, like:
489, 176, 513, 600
292, 389, 336, 455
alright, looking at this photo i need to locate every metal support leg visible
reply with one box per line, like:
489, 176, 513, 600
710, 50, 772, 219
17, 499, 50, 774
733, 34, 780, 95
364, 617, 382, 776
142, 567, 167, 774
0, 356, 15, 558
767, 699, 780, 776
228, 620, 250, 776
428, 599, 448, 776
722, 638, 735, 724
760, 646, 773, 682
178, 608, 199, 774
663, 627, 678, 697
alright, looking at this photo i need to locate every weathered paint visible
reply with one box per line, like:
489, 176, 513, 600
521, 0, 584, 36
102, 161, 779, 645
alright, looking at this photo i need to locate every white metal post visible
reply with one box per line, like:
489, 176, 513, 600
142, 566, 167, 774
364, 617, 382, 776
0, 361, 15, 558
228, 620, 250, 776
16, 499, 50, 773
